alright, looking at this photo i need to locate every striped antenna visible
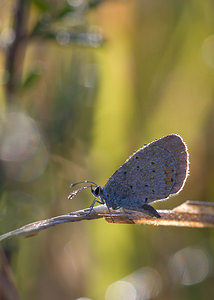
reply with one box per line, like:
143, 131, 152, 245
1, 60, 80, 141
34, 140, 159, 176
68, 180, 97, 200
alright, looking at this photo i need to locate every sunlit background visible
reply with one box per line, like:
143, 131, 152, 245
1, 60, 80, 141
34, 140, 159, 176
0, 0, 214, 299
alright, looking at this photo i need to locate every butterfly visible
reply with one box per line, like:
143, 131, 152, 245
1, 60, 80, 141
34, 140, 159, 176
69, 134, 189, 218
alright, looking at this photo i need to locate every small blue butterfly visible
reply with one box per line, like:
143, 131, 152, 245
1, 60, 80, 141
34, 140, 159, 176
69, 134, 189, 218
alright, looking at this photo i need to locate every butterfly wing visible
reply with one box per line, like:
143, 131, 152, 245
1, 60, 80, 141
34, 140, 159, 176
102, 134, 189, 210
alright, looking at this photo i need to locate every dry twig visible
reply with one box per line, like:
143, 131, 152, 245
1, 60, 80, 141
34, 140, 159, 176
0, 201, 214, 242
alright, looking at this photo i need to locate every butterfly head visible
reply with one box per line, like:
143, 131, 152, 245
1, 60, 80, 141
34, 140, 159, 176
91, 186, 103, 198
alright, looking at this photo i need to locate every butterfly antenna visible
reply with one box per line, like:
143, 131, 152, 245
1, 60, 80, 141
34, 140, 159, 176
68, 185, 93, 200
70, 180, 97, 188
68, 180, 98, 200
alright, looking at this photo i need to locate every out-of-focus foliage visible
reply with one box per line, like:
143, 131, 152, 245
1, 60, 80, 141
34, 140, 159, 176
0, 0, 214, 299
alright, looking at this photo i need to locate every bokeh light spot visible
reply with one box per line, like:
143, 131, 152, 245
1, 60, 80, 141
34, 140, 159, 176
0, 112, 40, 161
75, 298, 92, 300
168, 247, 211, 286
0, 28, 15, 48
0, 111, 49, 182
105, 280, 137, 300
67, 0, 85, 8
124, 267, 162, 300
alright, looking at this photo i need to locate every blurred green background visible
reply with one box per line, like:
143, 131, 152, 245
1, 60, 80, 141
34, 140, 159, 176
0, 0, 214, 299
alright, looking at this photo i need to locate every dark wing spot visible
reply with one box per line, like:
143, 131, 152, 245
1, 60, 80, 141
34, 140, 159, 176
130, 185, 133, 189
135, 156, 138, 159
145, 198, 148, 202
165, 176, 174, 185
145, 184, 148, 187
124, 171, 127, 175
137, 166, 139, 170
152, 170, 155, 173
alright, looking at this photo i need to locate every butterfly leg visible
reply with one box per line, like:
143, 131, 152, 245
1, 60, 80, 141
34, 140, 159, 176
121, 204, 161, 218
88, 197, 105, 214
106, 205, 115, 223
87, 198, 115, 223
122, 208, 135, 224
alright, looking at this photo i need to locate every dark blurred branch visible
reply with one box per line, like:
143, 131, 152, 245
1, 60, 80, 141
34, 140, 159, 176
4, 0, 106, 102
0, 248, 20, 300
0, 201, 214, 242
5, 0, 29, 102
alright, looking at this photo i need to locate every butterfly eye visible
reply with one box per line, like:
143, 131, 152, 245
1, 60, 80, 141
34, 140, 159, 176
94, 186, 100, 196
